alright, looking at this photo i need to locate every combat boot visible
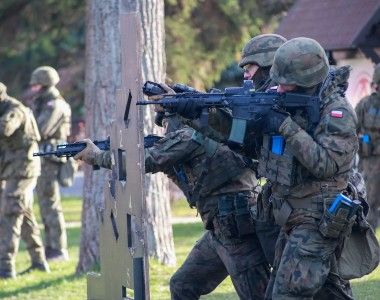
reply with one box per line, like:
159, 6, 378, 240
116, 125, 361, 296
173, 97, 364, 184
0, 269, 16, 279
19, 261, 50, 275
45, 248, 69, 262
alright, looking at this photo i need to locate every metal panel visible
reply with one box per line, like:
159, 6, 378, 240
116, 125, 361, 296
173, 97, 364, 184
87, 11, 149, 300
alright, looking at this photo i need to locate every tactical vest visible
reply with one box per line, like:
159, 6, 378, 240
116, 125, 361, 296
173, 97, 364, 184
35, 87, 71, 142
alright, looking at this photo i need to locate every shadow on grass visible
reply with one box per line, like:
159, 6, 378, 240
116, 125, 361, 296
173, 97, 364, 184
0, 272, 84, 299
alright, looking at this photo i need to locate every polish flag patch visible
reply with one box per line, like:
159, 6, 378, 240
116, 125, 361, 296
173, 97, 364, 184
330, 110, 343, 118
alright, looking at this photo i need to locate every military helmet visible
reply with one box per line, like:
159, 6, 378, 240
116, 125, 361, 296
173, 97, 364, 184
270, 37, 329, 88
372, 63, 380, 85
30, 66, 60, 87
239, 34, 287, 68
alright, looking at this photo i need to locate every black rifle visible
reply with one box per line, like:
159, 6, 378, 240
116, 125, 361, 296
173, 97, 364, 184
142, 81, 198, 96
143, 81, 199, 127
137, 80, 320, 145
33, 134, 163, 157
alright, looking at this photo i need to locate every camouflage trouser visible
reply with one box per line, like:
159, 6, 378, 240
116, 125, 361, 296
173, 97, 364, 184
255, 219, 280, 266
0, 178, 46, 272
266, 224, 353, 300
360, 156, 380, 229
170, 230, 270, 300
35, 159, 67, 252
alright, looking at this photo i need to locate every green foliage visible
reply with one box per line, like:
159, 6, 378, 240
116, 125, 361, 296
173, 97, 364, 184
0, 0, 85, 117
0, 0, 292, 119
165, 0, 264, 89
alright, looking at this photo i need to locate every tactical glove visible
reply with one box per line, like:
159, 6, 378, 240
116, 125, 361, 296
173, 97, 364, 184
176, 99, 202, 119
147, 83, 175, 113
73, 139, 103, 166
265, 106, 289, 134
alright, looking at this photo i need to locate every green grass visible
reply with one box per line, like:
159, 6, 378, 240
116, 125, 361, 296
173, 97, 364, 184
0, 197, 379, 299
33, 196, 82, 224
171, 198, 197, 217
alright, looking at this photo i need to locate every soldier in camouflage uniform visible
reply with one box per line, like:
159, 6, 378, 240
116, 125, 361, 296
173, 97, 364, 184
240, 34, 287, 92
30, 66, 71, 261
75, 34, 290, 299
238, 34, 287, 266
175, 38, 358, 299
75, 117, 271, 299
0, 82, 49, 278
355, 63, 380, 229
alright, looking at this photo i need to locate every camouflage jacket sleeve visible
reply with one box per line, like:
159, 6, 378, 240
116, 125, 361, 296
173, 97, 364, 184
145, 127, 202, 174
0, 106, 24, 137
279, 105, 358, 179
94, 150, 112, 170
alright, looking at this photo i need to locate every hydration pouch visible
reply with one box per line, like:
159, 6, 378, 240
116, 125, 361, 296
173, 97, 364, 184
319, 194, 358, 239
234, 194, 255, 237
359, 134, 372, 157
217, 196, 238, 238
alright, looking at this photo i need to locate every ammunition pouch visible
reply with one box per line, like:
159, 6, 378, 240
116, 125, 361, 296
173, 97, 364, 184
318, 198, 357, 239
257, 135, 297, 186
216, 193, 255, 238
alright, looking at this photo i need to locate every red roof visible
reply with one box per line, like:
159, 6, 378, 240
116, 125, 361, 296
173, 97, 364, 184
276, 0, 380, 50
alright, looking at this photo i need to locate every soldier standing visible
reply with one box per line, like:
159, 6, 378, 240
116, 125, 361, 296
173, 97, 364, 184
30, 66, 71, 261
356, 63, 380, 229
0, 82, 50, 278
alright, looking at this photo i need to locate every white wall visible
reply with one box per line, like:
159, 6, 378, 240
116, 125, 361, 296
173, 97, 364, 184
337, 57, 375, 107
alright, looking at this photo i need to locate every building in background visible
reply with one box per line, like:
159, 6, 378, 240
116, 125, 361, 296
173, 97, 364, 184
276, 0, 380, 107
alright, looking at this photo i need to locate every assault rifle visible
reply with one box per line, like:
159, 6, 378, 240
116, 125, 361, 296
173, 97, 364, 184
137, 80, 320, 145
33, 134, 163, 158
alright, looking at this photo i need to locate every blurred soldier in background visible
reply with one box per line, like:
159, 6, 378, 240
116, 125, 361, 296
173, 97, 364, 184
0, 82, 49, 279
30, 66, 71, 261
356, 63, 380, 229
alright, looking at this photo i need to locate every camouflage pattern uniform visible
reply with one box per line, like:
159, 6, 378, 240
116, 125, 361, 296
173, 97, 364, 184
355, 63, 380, 229
31, 66, 71, 259
0, 82, 48, 278
261, 39, 357, 299
93, 119, 270, 299
182, 38, 357, 299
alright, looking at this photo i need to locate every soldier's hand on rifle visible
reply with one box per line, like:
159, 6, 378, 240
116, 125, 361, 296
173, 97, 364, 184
176, 99, 202, 119
148, 83, 175, 113
73, 139, 102, 165
265, 105, 290, 134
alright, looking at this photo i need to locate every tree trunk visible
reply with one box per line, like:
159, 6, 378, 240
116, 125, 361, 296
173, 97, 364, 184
126, 0, 176, 266
77, 0, 175, 273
